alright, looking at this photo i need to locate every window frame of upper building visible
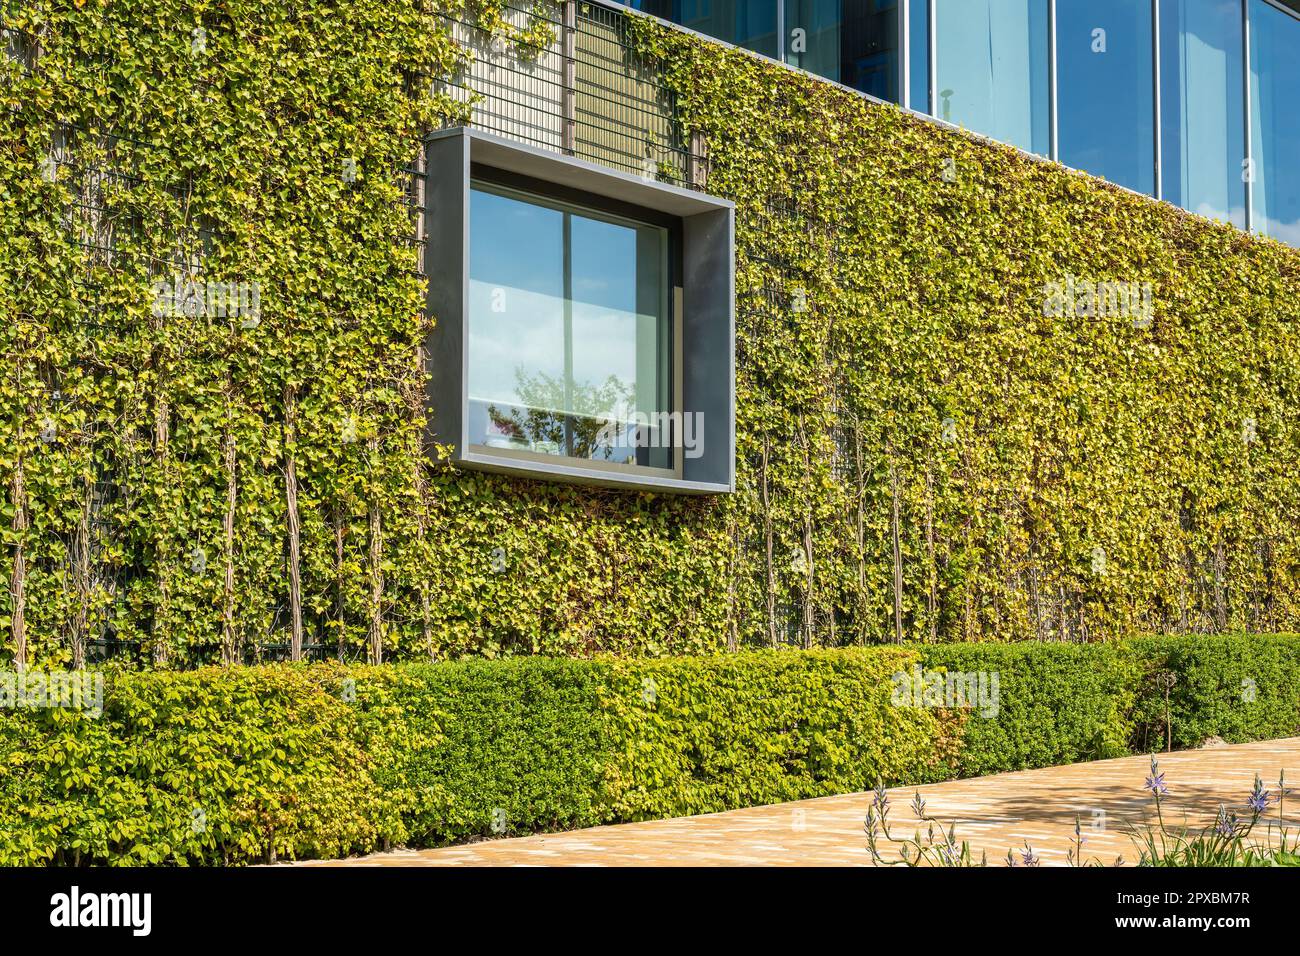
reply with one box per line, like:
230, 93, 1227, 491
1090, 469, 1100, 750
423, 126, 736, 494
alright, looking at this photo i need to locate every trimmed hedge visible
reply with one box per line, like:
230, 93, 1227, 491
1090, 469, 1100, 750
1128, 634, 1300, 750
921, 643, 1140, 778
378, 657, 613, 845
0, 667, 409, 865
2, 636, 1299, 865
597, 650, 949, 820
0, 648, 946, 863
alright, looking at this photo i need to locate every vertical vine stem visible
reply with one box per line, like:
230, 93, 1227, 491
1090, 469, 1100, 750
284, 382, 303, 662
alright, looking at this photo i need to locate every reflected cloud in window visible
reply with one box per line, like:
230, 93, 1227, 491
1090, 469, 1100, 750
468, 184, 673, 472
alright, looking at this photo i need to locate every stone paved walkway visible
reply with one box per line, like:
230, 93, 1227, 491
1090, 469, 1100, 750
303, 737, 1300, 867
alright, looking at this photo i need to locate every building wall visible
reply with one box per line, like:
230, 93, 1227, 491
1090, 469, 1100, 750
2, 1, 1300, 668
621, 0, 1300, 242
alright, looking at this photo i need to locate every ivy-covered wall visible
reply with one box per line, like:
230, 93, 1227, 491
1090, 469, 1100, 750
2, 0, 1299, 669
626, 14, 1300, 648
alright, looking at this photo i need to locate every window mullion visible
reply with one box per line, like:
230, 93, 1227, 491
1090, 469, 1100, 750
1153, 0, 1163, 201
1242, 0, 1254, 232
1048, 0, 1058, 162
563, 210, 574, 458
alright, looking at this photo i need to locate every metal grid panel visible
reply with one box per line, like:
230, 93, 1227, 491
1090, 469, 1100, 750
573, 3, 688, 184
438, 1, 703, 190
439, 2, 567, 151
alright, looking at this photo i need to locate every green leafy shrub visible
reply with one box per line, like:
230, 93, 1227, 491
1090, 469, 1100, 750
600, 649, 952, 820
1128, 634, 1300, 750
5, 635, 1299, 864
1, 650, 949, 862
0, 666, 412, 865
368, 657, 613, 844
919, 642, 1141, 777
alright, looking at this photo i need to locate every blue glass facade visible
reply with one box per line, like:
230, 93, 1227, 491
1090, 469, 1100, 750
623, 0, 1300, 240
1161, 0, 1246, 227
1057, 0, 1155, 195
934, 0, 1050, 155
630, 1, 780, 59
1250, 0, 1300, 242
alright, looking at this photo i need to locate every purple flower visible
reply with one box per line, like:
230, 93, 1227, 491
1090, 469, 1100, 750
910, 791, 927, 819
1247, 776, 1272, 814
1020, 843, 1040, 867
1214, 805, 1236, 838
1144, 758, 1168, 797
872, 782, 889, 813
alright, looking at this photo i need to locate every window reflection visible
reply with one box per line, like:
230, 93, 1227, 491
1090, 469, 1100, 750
630, 0, 779, 59
909, 0, 930, 110
1249, 0, 1300, 243
843, 1, 899, 98
1160, 0, 1245, 227
934, 0, 1050, 156
1057, 0, 1154, 195
468, 184, 672, 471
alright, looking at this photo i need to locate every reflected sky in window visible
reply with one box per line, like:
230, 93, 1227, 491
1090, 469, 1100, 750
468, 185, 670, 467
1160, 0, 1245, 227
1057, 0, 1154, 195
934, 0, 1050, 156
1250, 0, 1300, 244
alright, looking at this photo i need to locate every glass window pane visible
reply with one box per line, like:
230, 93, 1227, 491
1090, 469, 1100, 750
1056, 0, 1155, 195
569, 213, 671, 468
627, 1, 779, 60
909, 0, 931, 110
1249, 0, 1300, 243
934, 0, 1050, 155
468, 185, 671, 470
468, 187, 566, 456
1159, 0, 1245, 227
828, 0, 900, 100
785, 0, 842, 86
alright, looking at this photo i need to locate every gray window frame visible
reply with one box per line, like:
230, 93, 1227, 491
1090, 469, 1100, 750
424, 126, 736, 494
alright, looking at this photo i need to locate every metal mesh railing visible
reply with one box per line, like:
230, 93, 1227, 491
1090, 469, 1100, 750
574, 2, 691, 184
440, 3, 568, 150
437, 0, 703, 190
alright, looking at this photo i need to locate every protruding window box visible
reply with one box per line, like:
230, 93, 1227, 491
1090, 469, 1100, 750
424, 126, 735, 493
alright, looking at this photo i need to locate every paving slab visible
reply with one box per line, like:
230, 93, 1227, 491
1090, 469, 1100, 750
299, 737, 1300, 867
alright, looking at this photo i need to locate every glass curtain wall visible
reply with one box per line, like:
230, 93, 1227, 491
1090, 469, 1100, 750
618, 0, 1300, 240
909, 0, 929, 109
841, 1, 900, 99
1249, 0, 1300, 242
783, 0, 840, 82
782, 1, 901, 99
933, 0, 1050, 155
1160, 0, 1246, 227
631, 0, 780, 59
1056, 0, 1155, 195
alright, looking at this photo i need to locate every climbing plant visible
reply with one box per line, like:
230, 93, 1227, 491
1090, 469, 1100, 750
620, 11, 1300, 648
1, 0, 511, 666
3, 0, 1300, 669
